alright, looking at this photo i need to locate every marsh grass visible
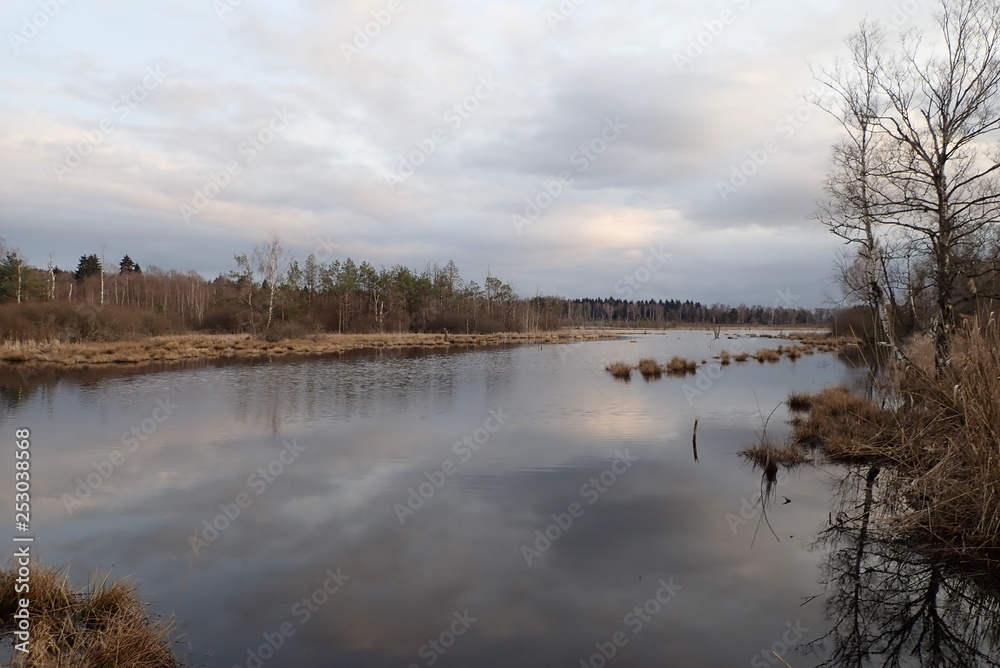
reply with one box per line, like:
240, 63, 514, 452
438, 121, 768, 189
0, 331, 614, 370
762, 319, 1000, 564
606, 361, 633, 381
665, 356, 697, 375
0, 564, 180, 667
786, 392, 813, 412
741, 439, 807, 474
753, 349, 782, 363
637, 358, 663, 380
788, 386, 895, 462
885, 319, 1000, 560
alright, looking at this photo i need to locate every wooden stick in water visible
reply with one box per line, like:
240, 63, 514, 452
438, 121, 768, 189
692, 418, 699, 462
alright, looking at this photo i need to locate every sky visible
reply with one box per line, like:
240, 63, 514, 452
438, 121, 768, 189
0, 0, 936, 307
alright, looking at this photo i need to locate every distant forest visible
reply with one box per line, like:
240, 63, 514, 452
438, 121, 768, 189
0, 234, 831, 342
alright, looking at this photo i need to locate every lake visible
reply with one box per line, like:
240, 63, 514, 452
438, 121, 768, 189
5, 329, 991, 667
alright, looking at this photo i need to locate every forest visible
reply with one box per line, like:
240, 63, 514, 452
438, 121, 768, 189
0, 234, 830, 343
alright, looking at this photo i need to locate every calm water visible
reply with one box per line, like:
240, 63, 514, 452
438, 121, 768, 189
3, 330, 991, 667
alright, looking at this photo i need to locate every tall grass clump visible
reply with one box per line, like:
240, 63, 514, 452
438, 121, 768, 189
787, 386, 895, 461
0, 564, 181, 667
740, 438, 807, 475
665, 356, 697, 375
637, 358, 663, 380
753, 349, 781, 363
606, 361, 633, 381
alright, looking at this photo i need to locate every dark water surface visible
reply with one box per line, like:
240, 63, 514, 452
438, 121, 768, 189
0, 331, 932, 666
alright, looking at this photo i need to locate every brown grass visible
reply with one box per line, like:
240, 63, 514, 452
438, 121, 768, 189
779, 333, 861, 355
741, 439, 807, 471
884, 319, 1000, 560
665, 356, 697, 375
606, 361, 633, 381
0, 564, 180, 667
718, 350, 731, 365
753, 349, 782, 363
787, 392, 813, 412
637, 358, 663, 379
769, 319, 1000, 563
0, 330, 615, 370
733, 352, 749, 363
787, 386, 895, 462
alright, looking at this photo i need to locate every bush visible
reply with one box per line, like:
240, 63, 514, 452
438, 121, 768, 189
0, 302, 184, 343
606, 361, 632, 380
261, 320, 314, 342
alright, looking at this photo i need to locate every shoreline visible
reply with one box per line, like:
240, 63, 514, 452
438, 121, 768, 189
0, 330, 618, 371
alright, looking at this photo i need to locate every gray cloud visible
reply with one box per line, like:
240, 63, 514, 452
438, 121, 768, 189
0, 0, 929, 305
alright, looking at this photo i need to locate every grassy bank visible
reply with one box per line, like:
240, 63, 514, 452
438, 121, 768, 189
742, 319, 1000, 565
0, 330, 614, 370
0, 564, 180, 667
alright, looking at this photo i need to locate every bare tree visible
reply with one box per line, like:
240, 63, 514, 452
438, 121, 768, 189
818, 0, 1000, 367
252, 232, 286, 331
815, 25, 903, 358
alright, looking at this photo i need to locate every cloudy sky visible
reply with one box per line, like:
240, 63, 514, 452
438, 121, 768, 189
0, 0, 934, 306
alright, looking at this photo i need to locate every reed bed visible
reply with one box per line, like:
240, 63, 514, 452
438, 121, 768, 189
779, 333, 859, 353
0, 331, 614, 370
753, 319, 1000, 564
0, 564, 180, 667
885, 320, 1000, 560
787, 386, 895, 462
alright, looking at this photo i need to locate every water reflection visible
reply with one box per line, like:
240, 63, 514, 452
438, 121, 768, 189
1, 332, 883, 666
805, 465, 1000, 666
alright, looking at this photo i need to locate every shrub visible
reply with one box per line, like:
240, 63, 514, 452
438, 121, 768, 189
637, 358, 663, 379
606, 361, 632, 380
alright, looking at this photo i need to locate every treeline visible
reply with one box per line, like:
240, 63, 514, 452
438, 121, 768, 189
563, 298, 832, 326
0, 234, 830, 343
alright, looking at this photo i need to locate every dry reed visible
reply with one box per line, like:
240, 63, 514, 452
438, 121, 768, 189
606, 361, 633, 381
637, 358, 663, 379
0, 331, 615, 370
768, 319, 1000, 563
0, 564, 181, 667
665, 356, 697, 375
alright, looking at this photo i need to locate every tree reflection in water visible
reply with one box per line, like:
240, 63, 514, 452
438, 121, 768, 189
804, 465, 1000, 667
